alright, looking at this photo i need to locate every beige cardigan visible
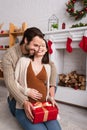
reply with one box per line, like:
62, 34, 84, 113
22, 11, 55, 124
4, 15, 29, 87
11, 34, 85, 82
15, 57, 51, 108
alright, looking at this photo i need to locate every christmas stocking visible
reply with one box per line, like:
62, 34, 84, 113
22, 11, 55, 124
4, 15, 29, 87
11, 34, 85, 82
66, 36, 72, 53
79, 31, 87, 52
47, 40, 53, 54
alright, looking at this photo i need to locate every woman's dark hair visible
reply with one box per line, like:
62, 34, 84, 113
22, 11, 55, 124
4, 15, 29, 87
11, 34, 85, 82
20, 27, 44, 45
42, 39, 49, 64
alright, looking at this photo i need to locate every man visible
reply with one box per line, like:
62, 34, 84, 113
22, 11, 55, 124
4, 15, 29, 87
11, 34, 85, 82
2, 27, 61, 130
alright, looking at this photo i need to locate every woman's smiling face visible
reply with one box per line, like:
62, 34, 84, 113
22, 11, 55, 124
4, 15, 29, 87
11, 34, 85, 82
34, 38, 47, 57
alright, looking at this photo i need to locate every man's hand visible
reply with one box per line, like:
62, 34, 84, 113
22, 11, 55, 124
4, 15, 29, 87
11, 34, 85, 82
23, 100, 34, 122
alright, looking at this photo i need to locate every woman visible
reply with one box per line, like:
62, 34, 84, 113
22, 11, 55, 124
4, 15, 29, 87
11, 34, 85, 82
14, 34, 61, 130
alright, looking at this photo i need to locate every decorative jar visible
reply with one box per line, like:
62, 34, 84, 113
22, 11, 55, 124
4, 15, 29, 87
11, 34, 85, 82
48, 14, 59, 31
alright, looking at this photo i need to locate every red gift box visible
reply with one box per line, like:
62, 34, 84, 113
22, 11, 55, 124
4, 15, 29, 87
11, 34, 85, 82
32, 102, 58, 124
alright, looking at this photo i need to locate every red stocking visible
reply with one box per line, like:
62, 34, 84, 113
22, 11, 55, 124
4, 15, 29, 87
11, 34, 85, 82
84, 36, 87, 52
79, 35, 87, 52
66, 37, 72, 53
47, 40, 53, 54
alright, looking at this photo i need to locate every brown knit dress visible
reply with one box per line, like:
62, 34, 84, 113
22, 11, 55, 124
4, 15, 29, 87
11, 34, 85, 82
27, 62, 47, 103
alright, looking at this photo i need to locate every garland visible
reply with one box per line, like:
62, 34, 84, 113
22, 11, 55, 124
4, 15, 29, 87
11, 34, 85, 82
66, 0, 87, 20
71, 22, 87, 28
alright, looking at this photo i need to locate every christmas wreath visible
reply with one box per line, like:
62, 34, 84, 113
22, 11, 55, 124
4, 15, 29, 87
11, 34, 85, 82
66, 0, 87, 20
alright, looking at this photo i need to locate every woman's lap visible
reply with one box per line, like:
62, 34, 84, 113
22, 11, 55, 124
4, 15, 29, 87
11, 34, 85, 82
15, 109, 47, 130
8, 98, 61, 130
15, 109, 62, 130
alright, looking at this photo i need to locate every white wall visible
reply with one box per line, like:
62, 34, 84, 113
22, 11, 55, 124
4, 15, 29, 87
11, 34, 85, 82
0, 0, 87, 59
0, 0, 87, 32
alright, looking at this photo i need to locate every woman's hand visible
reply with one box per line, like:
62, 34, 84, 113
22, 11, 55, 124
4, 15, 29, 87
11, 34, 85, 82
27, 88, 42, 100
48, 96, 58, 108
23, 100, 34, 122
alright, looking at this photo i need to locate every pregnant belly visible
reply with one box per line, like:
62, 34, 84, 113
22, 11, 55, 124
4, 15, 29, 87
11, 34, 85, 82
29, 84, 47, 103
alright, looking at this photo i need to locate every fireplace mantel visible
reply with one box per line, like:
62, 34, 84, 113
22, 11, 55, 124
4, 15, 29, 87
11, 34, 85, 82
45, 27, 87, 108
45, 26, 87, 43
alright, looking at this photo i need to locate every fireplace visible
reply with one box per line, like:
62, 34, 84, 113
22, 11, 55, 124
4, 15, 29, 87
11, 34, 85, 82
45, 27, 87, 108
57, 49, 86, 90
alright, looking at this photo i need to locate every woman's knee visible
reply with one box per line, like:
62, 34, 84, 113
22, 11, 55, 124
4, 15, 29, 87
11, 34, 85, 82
15, 109, 47, 130
44, 120, 62, 130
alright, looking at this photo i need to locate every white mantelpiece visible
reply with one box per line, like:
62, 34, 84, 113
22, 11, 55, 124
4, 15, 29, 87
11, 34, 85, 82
45, 27, 87, 108
45, 26, 87, 44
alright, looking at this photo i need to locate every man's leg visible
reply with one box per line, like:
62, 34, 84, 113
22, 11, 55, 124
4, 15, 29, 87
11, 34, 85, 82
7, 97, 16, 116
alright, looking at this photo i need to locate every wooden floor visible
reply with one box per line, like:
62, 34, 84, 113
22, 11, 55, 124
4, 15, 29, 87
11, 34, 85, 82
0, 80, 87, 130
